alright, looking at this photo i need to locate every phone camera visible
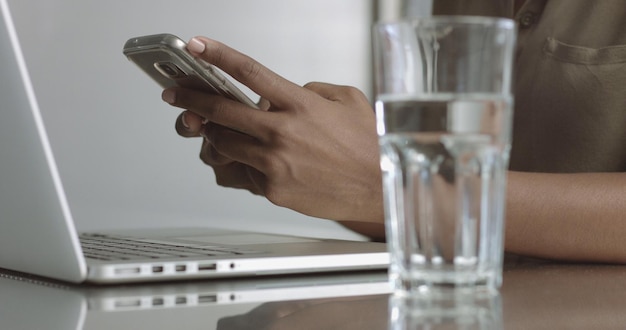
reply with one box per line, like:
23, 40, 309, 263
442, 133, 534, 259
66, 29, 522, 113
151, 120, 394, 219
154, 62, 186, 79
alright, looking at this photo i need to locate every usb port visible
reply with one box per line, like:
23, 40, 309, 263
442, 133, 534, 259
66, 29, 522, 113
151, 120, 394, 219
152, 266, 164, 273
152, 298, 164, 306
198, 295, 217, 304
175, 265, 187, 272
198, 263, 217, 271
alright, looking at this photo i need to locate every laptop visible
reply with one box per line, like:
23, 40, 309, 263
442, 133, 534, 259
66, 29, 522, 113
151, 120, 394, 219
0, 0, 388, 284
0, 268, 390, 329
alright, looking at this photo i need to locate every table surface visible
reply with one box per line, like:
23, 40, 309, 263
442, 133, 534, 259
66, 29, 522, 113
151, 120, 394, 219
1, 257, 625, 329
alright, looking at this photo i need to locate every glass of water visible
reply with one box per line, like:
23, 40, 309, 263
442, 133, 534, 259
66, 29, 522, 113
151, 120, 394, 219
373, 16, 517, 293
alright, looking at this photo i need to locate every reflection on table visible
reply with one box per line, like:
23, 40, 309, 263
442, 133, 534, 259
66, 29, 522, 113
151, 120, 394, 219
2, 258, 626, 329
390, 291, 502, 330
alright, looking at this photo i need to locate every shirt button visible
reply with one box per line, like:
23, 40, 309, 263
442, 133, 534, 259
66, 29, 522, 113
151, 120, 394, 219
519, 11, 536, 28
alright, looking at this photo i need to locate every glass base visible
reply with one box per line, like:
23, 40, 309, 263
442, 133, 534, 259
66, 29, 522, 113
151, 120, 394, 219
390, 270, 501, 296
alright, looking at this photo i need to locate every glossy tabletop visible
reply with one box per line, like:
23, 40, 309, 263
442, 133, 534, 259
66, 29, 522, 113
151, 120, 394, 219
1, 257, 625, 329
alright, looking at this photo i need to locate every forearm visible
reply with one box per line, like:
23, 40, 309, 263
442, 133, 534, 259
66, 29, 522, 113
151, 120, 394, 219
339, 171, 626, 264
505, 171, 626, 263
337, 221, 386, 242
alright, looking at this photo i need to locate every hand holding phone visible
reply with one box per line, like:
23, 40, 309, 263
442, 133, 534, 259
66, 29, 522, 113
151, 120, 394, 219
123, 33, 258, 109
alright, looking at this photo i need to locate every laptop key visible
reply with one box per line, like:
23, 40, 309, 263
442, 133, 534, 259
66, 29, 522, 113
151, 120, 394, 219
79, 235, 249, 261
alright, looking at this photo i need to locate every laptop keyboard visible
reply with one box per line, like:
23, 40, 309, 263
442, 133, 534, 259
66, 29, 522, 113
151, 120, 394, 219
80, 234, 258, 261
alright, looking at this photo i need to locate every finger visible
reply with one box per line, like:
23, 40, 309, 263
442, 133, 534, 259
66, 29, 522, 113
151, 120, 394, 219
175, 111, 204, 137
302, 82, 339, 100
204, 122, 268, 171
199, 138, 232, 166
257, 97, 271, 111
164, 87, 278, 142
199, 138, 266, 195
186, 37, 305, 108
211, 162, 264, 195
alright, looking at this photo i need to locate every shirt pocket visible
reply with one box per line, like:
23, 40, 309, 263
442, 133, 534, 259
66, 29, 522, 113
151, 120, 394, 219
512, 37, 626, 172
543, 37, 626, 65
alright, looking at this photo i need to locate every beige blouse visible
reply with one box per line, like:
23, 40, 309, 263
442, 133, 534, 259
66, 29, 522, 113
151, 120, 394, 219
435, 0, 626, 173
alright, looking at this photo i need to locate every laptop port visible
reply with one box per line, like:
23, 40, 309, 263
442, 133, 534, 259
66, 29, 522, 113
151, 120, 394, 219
175, 264, 187, 272
152, 297, 164, 306
114, 267, 141, 275
152, 266, 164, 273
115, 299, 141, 308
175, 296, 187, 305
198, 295, 217, 304
198, 263, 217, 271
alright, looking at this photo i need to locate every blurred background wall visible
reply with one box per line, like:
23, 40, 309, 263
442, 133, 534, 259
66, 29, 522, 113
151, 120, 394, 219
7, 0, 376, 240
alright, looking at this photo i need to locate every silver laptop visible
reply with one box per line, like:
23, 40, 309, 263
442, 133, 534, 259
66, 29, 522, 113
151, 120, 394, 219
0, 0, 388, 284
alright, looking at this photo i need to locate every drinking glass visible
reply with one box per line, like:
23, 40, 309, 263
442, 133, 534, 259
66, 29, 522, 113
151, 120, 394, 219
373, 16, 517, 293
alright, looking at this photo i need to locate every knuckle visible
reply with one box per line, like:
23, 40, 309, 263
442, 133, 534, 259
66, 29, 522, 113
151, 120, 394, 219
264, 122, 291, 147
238, 60, 262, 82
263, 182, 285, 206
208, 42, 227, 66
214, 173, 231, 188
210, 100, 231, 121
341, 85, 367, 101
199, 140, 222, 166
212, 166, 236, 188
199, 152, 211, 166
302, 81, 321, 90
199, 145, 213, 166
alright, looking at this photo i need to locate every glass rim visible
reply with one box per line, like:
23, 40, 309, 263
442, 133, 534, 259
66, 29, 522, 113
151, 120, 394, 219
375, 15, 516, 30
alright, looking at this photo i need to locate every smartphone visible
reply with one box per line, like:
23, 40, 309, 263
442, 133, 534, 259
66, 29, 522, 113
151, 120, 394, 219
123, 33, 258, 109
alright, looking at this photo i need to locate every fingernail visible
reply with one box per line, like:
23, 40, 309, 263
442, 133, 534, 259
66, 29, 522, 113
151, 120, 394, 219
162, 89, 176, 104
187, 37, 206, 54
181, 112, 190, 129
